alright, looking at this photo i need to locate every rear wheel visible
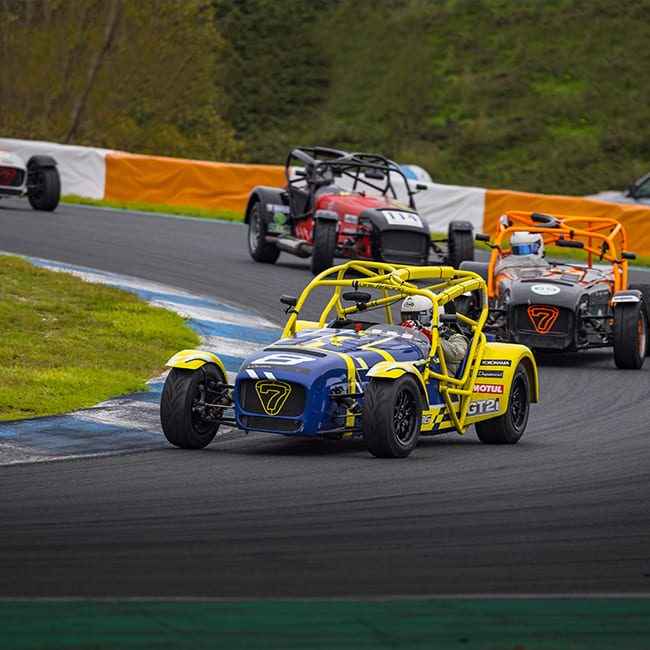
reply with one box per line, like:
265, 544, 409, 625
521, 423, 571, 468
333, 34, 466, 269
248, 202, 280, 263
475, 363, 530, 444
362, 376, 422, 458
613, 301, 647, 369
160, 363, 227, 449
447, 224, 474, 268
310, 219, 337, 275
27, 164, 60, 211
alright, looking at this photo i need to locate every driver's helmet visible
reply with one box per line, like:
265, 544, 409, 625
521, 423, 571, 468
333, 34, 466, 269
510, 231, 544, 257
400, 295, 433, 327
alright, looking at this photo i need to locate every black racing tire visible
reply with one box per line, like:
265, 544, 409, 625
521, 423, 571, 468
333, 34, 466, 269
613, 301, 647, 369
160, 364, 225, 449
459, 260, 489, 281
248, 201, 280, 264
27, 164, 60, 211
475, 363, 530, 444
628, 284, 650, 355
310, 219, 337, 275
447, 224, 474, 268
362, 375, 422, 458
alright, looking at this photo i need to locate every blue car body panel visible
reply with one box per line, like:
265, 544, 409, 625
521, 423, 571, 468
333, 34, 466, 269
234, 326, 433, 437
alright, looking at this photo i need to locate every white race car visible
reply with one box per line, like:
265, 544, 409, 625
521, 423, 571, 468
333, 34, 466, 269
0, 149, 61, 211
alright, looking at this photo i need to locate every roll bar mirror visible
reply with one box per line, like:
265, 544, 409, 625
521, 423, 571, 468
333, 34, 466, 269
556, 239, 584, 249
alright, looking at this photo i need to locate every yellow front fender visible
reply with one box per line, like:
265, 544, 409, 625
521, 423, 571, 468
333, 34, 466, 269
166, 349, 228, 379
366, 361, 428, 398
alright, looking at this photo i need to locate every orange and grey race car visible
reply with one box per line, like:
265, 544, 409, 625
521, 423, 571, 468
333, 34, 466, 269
459, 210, 649, 369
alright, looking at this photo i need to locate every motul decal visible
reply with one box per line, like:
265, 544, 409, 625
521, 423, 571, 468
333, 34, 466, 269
473, 383, 504, 394
527, 305, 560, 334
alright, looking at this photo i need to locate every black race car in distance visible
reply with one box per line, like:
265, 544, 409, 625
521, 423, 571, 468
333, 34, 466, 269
460, 210, 650, 369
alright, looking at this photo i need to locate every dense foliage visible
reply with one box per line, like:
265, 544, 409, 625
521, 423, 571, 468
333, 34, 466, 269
2, 0, 648, 194
0, 0, 241, 160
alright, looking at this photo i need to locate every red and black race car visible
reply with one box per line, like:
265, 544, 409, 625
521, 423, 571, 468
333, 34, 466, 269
245, 147, 474, 274
459, 210, 650, 369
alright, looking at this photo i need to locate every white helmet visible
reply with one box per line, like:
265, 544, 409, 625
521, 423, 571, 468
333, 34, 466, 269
400, 295, 434, 326
510, 231, 544, 257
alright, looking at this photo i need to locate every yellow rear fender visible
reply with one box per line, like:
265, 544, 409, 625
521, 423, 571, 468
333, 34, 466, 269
165, 349, 228, 379
465, 342, 539, 424
366, 361, 428, 399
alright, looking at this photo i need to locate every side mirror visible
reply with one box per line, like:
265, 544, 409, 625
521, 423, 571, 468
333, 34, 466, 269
475, 233, 491, 242
415, 183, 428, 191
365, 168, 385, 180
342, 291, 372, 303
622, 251, 637, 260
439, 313, 457, 324
294, 169, 306, 178
556, 239, 584, 249
280, 295, 298, 307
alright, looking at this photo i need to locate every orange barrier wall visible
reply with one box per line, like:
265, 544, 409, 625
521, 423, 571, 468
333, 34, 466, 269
104, 151, 285, 213
485, 189, 650, 257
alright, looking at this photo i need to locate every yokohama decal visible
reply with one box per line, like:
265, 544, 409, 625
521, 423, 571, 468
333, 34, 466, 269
527, 305, 560, 334
473, 383, 504, 395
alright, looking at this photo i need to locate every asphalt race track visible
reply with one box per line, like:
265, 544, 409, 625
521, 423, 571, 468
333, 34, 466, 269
1, 199, 649, 598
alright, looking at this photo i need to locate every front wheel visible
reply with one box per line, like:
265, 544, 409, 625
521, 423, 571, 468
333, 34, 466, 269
362, 376, 422, 458
310, 219, 337, 275
446, 224, 474, 268
248, 202, 280, 263
160, 364, 227, 449
475, 363, 530, 444
613, 301, 647, 369
27, 164, 60, 211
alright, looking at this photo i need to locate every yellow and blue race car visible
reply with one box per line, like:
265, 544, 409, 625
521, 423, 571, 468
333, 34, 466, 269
160, 261, 539, 458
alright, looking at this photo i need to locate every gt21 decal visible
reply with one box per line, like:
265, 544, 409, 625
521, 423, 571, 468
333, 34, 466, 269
468, 398, 500, 416
473, 383, 504, 395
480, 359, 511, 367
382, 211, 423, 228
477, 369, 503, 378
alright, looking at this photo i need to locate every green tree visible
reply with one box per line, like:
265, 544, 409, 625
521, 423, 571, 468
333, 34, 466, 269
216, 0, 331, 162
0, 0, 241, 160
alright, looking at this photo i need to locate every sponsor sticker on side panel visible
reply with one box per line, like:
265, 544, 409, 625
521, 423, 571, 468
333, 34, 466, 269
477, 369, 504, 378
480, 359, 512, 367
467, 398, 500, 416
473, 383, 505, 395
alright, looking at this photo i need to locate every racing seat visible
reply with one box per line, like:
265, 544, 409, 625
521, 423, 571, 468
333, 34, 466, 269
289, 186, 310, 218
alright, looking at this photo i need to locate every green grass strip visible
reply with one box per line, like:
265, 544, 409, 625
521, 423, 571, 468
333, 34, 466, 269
1, 599, 649, 649
0, 256, 199, 420
62, 194, 245, 222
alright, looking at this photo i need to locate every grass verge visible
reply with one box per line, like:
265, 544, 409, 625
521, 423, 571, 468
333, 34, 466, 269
0, 256, 199, 420
62, 194, 245, 222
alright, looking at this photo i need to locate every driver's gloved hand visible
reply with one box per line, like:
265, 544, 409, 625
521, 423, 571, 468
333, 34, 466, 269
402, 319, 423, 331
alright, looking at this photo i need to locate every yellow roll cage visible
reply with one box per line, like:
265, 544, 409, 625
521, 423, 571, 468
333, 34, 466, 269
281, 260, 489, 434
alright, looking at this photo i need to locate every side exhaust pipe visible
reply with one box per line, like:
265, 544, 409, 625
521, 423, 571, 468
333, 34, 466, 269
266, 235, 312, 258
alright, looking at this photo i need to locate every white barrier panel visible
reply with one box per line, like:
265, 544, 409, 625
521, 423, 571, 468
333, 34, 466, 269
414, 182, 486, 233
0, 137, 110, 200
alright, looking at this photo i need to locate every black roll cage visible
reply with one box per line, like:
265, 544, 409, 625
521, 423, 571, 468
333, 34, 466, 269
285, 146, 417, 211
